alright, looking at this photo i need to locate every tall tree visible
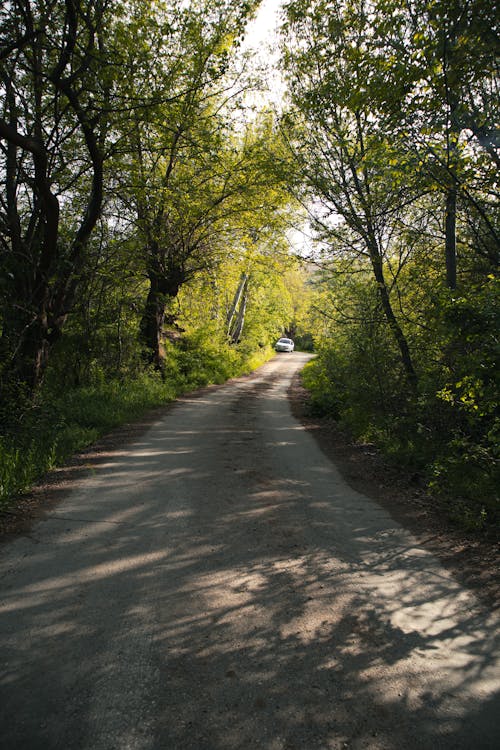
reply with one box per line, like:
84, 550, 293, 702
373, 0, 499, 284
112, 0, 264, 370
280, 0, 418, 385
0, 0, 114, 393
116, 18, 296, 373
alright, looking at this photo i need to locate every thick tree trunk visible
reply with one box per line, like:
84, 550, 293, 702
139, 280, 168, 371
0, 1, 107, 398
139, 257, 184, 371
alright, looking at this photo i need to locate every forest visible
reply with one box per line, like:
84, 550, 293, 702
0, 0, 498, 531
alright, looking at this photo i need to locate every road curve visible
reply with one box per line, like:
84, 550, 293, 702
1, 353, 499, 749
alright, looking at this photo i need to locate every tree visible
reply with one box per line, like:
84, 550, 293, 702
279, 0, 499, 522
280, 0, 418, 386
111, 0, 267, 370
372, 0, 499, 286
0, 0, 114, 394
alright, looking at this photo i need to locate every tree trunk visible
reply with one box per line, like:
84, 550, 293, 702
445, 186, 457, 289
0, 1, 107, 398
442, 13, 460, 290
139, 257, 184, 371
228, 274, 249, 344
139, 279, 168, 372
0, 244, 64, 395
231, 283, 249, 344
368, 241, 418, 389
226, 273, 248, 338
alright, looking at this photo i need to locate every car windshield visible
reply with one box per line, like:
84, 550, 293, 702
279, 338, 292, 343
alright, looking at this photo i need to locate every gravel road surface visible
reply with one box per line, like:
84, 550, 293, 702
1, 353, 499, 749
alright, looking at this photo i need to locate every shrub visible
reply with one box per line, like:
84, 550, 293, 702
0, 330, 275, 510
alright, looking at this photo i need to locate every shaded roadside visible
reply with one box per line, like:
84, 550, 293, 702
2, 363, 498, 612
288, 371, 500, 610
0, 368, 277, 542
2, 353, 499, 750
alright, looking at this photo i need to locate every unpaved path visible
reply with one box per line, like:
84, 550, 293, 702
1, 353, 499, 749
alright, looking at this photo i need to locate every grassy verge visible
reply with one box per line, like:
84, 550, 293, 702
0, 343, 274, 510
300, 357, 499, 533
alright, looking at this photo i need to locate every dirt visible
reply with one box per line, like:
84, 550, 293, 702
288, 372, 500, 610
0, 405, 173, 539
1, 355, 499, 750
1, 370, 498, 609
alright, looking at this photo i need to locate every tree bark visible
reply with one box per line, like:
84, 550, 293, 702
139, 253, 185, 371
0, 0, 107, 396
139, 281, 168, 371
368, 240, 418, 389
227, 273, 248, 339
230, 277, 249, 344
445, 186, 457, 290
442, 11, 460, 290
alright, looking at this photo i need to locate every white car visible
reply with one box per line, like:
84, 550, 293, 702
275, 337, 294, 353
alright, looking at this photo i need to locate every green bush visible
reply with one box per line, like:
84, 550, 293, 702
302, 275, 499, 531
301, 357, 343, 418
0, 331, 275, 510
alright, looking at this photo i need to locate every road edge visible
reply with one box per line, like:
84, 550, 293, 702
287, 369, 500, 610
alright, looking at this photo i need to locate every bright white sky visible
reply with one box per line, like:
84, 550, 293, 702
240, 0, 284, 108
240, 0, 314, 259
244, 0, 282, 48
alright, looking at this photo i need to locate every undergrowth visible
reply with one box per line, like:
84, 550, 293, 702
0, 339, 274, 510
301, 355, 499, 534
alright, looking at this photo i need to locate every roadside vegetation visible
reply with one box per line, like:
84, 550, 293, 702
0, 0, 498, 533
0, 335, 274, 506
280, 0, 499, 531
0, 0, 311, 509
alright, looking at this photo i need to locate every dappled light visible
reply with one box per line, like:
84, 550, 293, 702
1, 355, 498, 749
1, 0, 497, 744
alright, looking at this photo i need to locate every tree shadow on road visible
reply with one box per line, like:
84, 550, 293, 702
1, 370, 499, 750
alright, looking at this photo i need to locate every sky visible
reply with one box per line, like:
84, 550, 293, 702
238, 0, 314, 259
235, 0, 286, 116
244, 0, 282, 49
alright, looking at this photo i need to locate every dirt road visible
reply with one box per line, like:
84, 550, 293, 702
1, 353, 499, 749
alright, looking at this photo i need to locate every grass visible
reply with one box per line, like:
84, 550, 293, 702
0, 343, 275, 510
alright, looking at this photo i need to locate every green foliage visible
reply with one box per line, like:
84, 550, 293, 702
0, 324, 276, 509
301, 357, 341, 418
302, 269, 499, 530
0, 0, 118, 390
280, 0, 499, 532
293, 332, 315, 352
0, 373, 170, 508
173, 329, 274, 388
425, 279, 500, 527
172, 329, 242, 387
0, 0, 312, 515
